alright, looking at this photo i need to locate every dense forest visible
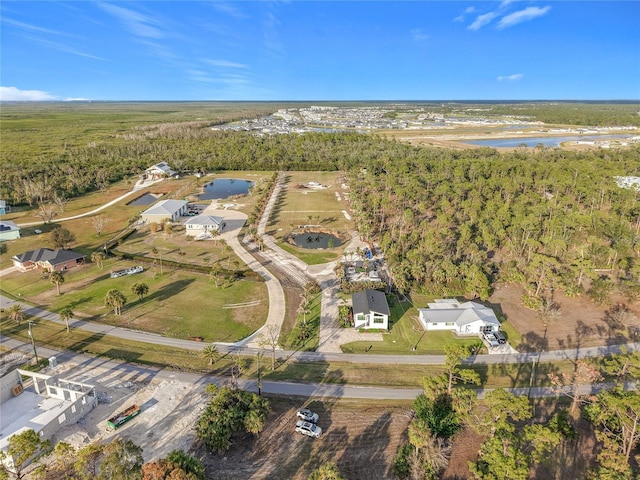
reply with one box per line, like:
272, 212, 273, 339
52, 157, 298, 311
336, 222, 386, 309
348, 145, 640, 303
2, 104, 639, 305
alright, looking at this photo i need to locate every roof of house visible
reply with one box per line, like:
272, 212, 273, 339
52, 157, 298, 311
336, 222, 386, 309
0, 221, 19, 232
352, 289, 390, 316
419, 299, 500, 327
146, 162, 174, 173
141, 199, 188, 216
185, 215, 224, 226
12, 248, 85, 265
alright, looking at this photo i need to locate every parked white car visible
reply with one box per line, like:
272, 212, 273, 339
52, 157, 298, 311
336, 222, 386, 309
295, 420, 322, 438
296, 408, 319, 424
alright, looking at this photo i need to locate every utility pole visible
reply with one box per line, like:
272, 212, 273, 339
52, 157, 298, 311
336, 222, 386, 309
256, 351, 262, 396
28, 321, 39, 364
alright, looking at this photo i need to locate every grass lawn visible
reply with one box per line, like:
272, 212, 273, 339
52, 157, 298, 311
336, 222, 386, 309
267, 171, 354, 258
1, 261, 268, 342
341, 296, 485, 355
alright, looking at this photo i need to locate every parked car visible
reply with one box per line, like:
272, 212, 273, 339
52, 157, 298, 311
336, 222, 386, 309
494, 331, 507, 344
295, 420, 322, 438
296, 408, 319, 424
482, 332, 500, 347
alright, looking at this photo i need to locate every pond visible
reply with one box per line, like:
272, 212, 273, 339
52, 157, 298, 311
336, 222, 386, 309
291, 233, 343, 249
199, 178, 253, 200
463, 135, 629, 148
127, 192, 162, 206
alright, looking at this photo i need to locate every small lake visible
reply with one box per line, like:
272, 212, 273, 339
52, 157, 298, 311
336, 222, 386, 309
463, 135, 629, 148
292, 233, 343, 249
199, 178, 253, 200
127, 192, 162, 206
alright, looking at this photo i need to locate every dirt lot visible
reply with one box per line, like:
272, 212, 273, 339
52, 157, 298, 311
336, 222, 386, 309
198, 396, 413, 480
490, 283, 640, 351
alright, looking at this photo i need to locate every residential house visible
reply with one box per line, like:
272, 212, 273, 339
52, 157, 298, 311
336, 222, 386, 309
185, 215, 226, 237
0, 200, 10, 215
352, 289, 390, 330
0, 221, 20, 241
140, 199, 188, 224
11, 248, 86, 272
418, 299, 500, 335
0, 369, 97, 474
144, 162, 175, 180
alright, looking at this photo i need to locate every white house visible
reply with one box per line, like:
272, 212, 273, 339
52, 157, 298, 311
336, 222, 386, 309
140, 199, 188, 224
185, 215, 226, 237
144, 162, 175, 180
0, 221, 20, 241
1, 369, 97, 474
418, 299, 500, 335
352, 289, 390, 330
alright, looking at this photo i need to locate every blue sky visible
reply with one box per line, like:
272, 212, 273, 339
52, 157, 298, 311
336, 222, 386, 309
1, 1, 638, 101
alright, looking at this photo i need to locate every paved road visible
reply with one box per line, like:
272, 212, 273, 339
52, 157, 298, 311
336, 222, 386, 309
2, 337, 636, 400
1, 294, 637, 367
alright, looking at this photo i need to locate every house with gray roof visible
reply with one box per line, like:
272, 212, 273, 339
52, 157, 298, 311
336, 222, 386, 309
418, 299, 500, 335
11, 248, 86, 272
0, 221, 20, 241
140, 199, 188, 224
144, 162, 175, 180
352, 289, 390, 330
185, 215, 226, 237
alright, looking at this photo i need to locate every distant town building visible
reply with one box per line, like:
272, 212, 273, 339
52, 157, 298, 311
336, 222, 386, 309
144, 162, 175, 180
0, 201, 10, 215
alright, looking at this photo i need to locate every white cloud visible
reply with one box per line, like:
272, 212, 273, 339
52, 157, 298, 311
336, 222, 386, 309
411, 28, 430, 41
454, 6, 476, 22
210, 2, 247, 19
0, 86, 58, 101
497, 73, 524, 82
468, 12, 498, 31
98, 2, 164, 39
497, 6, 551, 29
204, 59, 248, 69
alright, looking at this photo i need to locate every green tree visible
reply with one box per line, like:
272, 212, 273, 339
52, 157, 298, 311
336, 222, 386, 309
209, 263, 222, 288
49, 271, 65, 295
74, 443, 103, 480
50, 226, 76, 249
7, 304, 25, 325
59, 307, 74, 333
585, 388, 640, 478
98, 438, 143, 480
602, 346, 640, 383
91, 251, 106, 269
0, 429, 51, 479
164, 450, 205, 480
131, 282, 149, 301
308, 462, 346, 480
49, 442, 77, 477
200, 343, 220, 366
105, 289, 126, 316
0, 243, 7, 255
195, 385, 269, 452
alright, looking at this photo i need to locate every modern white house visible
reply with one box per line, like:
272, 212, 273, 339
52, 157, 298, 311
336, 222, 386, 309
418, 299, 500, 335
140, 199, 188, 224
352, 289, 390, 330
0, 221, 20, 241
144, 162, 175, 180
0, 369, 97, 474
184, 215, 226, 237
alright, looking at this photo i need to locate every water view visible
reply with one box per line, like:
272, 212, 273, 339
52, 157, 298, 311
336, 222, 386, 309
464, 135, 629, 148
291, 233, 343, 249
199, 178, 253, 200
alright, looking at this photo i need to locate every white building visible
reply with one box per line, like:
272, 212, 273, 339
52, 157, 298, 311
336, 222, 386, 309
0, 221, 20, 241
352, 289, 390, 330
140, 199, 188, 224
0, 369, 97, 473
418, 299, 500, 335
185, 215, 226, 237
144, 162, 175, 180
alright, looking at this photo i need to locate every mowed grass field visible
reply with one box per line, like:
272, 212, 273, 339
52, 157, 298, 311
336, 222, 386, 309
1, 172, 278, 342
267, 171, 354, 264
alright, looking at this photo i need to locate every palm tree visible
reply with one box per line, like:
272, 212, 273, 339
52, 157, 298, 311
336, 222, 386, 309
8, 304, 25, 325
50, 271, 65, 295
105, 289, 126, 316
131, 283, 149, 301
209, 263, 222, 288
200, 343, 220, 365
151, 247, 163, 275
59, 307, 74, 333
91, 251, 106, 269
